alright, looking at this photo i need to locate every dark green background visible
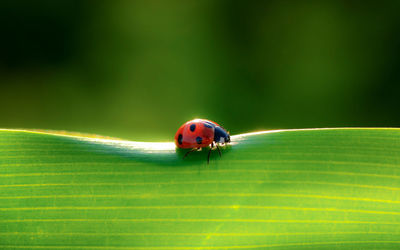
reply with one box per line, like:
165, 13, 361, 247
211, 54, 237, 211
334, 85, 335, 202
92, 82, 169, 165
1, 0, 400, 140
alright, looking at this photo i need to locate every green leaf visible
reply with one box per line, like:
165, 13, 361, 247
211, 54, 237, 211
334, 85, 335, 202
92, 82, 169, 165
1, 128, 400, 249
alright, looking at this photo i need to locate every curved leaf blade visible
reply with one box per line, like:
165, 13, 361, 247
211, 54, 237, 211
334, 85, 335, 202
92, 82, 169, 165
0, 128, 400, 249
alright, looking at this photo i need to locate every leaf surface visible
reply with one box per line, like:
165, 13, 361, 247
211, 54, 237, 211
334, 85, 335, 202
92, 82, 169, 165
1, 128, 400, 249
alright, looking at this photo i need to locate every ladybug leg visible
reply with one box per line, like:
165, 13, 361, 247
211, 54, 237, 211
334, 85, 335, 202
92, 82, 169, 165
207, 147, 212, 164
207, 142, 216, 164
183, 148, 196, 159
216, 145, 222, 157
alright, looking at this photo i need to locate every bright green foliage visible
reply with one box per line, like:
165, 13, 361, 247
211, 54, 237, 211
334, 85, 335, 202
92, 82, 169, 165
0, 128, 400, 249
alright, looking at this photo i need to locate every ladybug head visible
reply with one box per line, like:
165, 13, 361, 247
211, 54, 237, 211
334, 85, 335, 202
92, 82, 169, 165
214, 126, 230, 144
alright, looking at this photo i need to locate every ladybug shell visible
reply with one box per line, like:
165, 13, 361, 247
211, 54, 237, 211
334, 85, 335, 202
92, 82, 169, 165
175, 119, 218, 148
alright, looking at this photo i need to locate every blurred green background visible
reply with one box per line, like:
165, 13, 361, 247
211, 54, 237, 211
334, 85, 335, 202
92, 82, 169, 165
1, 0, 400, 141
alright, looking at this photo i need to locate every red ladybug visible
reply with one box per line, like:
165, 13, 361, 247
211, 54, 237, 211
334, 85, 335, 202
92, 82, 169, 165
175, 119, 230, 163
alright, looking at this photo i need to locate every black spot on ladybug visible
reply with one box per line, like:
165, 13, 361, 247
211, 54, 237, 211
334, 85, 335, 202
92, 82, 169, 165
178, 134, 183, 145
196, 136, 202, 144
190, 124, 196, 132
204, 122, 213, 128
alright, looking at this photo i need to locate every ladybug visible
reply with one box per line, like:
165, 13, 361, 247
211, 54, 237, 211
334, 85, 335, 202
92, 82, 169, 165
175, 119, 231, 163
